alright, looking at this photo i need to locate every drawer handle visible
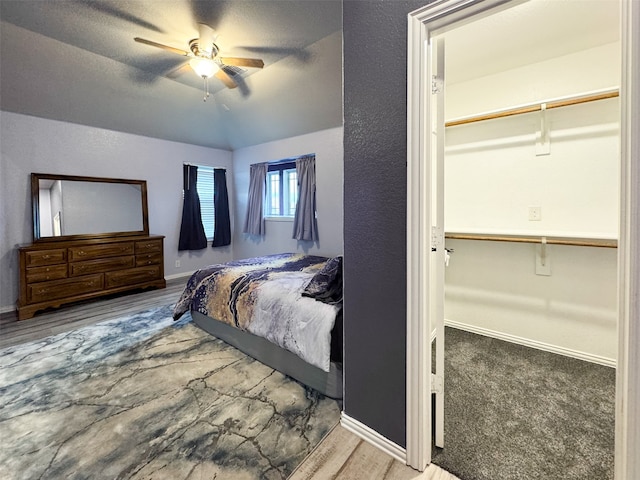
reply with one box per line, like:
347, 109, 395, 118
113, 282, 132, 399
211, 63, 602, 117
42, 255, 51, 259
37, 288, 49, 294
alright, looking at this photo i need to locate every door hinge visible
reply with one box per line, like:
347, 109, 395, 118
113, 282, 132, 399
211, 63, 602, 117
431, 226, 444, 251
432, 75, 444, 95
431, 373, 443, 394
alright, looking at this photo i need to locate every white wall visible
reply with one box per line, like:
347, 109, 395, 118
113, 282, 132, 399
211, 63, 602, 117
232, 127, 343, 260
445, 42, 620, 237
0, 111, 234, 312
446, 42, 620, 119
445, 99, 619, 238
442, 41, 620, 363
444, 239, 618, 363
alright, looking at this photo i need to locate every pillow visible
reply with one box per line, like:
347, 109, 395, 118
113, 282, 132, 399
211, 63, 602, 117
302, 256, 343, 304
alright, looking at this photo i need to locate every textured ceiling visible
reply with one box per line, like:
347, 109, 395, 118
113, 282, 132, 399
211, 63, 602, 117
0, 0, 619, 151
0, 0, 343, 150
442, 0, 620, 85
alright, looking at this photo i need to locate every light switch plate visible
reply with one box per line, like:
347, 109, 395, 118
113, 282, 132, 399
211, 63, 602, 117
529, 206, 542, 221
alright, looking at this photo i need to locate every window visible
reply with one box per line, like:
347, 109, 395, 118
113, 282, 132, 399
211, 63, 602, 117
265, 161, 298, 217
195, 165, 215, 240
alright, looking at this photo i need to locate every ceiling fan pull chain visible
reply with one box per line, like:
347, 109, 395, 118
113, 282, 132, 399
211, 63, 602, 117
203, 76, 210, 102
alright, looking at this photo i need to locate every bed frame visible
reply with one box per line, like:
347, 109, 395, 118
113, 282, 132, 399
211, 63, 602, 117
191, 310, 343, 399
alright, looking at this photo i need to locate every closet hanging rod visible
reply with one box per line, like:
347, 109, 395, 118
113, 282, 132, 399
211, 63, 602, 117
445, 233, 618, 249
445, 88, 619, 128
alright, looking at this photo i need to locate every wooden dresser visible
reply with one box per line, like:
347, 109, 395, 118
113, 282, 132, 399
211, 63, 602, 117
17, 235, 166, 320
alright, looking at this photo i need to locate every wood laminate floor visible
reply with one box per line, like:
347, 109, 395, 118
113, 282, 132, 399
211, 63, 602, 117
0, 276, 188, 349
290, 425, 460, 480
0, 277, 460, 480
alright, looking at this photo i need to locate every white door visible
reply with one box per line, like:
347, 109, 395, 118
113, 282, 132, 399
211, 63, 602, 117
406, 0, 522, 470
430, 35, 446, 450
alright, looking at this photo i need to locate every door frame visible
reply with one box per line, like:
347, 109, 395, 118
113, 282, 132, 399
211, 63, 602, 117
405, 0, 640, 476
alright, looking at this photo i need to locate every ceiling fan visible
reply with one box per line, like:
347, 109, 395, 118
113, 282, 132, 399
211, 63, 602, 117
134, 23, 264, 101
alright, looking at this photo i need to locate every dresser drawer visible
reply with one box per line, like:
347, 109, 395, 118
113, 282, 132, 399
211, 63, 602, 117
135, 253, 162, 267
69, 256, 135, 276
68, 243, 134, 261
28, 274, 103, 303
25, 249, 66, 267
105, 265, 161, 288
26, 264, 68, 283
18, 235, 165, 321
135, 239, 163, 254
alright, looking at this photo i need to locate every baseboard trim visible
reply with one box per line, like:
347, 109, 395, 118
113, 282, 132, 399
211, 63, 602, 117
165, 271, 195, 281
340, 413, 406, 465
445, 319, 617, 368
0, 305, 16, 315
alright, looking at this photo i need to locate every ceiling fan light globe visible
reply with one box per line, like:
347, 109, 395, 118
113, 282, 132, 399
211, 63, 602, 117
189, 57, 219, 78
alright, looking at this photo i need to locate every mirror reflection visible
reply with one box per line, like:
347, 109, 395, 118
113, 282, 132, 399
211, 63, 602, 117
33, 174, 148, 240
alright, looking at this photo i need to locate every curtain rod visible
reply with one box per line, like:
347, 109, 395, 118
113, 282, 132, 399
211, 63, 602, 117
266, 153, 316, 166
445, 232, 618, 248
183, 163, 226, 170
445, 88, 620, 128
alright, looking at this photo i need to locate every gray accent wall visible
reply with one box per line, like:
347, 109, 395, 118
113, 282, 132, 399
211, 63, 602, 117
343, 0, 428, 448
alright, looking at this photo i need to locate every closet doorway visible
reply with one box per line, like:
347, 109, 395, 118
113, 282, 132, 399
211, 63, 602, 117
406, 0, 639, 477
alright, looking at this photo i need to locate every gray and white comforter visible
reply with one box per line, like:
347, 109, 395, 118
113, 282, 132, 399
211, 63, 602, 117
172, 253, 342, 372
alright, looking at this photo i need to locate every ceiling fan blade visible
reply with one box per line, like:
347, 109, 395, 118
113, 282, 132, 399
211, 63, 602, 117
166, 62, 191, 79
236, 46, 311, 63
79, 2, 165, 33
134, 37, 190, 56
130, 57, 189, 84
221, 67, 250, 97
220, 57, 264, 69
215, 69, 237, 89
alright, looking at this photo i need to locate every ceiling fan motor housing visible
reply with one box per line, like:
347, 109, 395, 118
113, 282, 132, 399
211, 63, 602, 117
189, 39, 219, 59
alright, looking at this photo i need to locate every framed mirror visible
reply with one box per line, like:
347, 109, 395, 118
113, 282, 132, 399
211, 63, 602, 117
31, 173, 149, 242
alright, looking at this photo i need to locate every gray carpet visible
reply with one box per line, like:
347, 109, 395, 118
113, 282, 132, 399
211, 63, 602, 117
432, 327, 615, 480
0, 305, 340, 479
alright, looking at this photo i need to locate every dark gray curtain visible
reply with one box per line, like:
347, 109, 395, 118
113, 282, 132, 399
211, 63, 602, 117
212, 168, 231, 247
243, 162, 268, 236
292, 155, 319, 241
178, 164, 207, 250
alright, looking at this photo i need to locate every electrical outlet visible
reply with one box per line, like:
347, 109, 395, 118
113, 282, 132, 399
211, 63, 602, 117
175, 260, 181, 268
528, 206, 542, 221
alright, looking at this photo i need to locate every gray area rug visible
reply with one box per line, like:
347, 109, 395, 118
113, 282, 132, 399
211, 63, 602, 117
432, 327, 615, 480
0, 305, 340, 479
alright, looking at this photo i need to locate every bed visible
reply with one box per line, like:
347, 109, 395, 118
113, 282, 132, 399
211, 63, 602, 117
172, 253, 343, 399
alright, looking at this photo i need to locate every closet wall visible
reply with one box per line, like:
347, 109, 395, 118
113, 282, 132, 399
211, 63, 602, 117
443, 41, 620, 364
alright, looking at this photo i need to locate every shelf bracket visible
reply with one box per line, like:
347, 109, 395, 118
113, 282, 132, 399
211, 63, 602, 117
535, 103, 551, 156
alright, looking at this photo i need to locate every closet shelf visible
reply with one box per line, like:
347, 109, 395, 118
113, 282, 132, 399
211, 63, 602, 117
445, 233, 618, 248
445, 88, 619, 128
